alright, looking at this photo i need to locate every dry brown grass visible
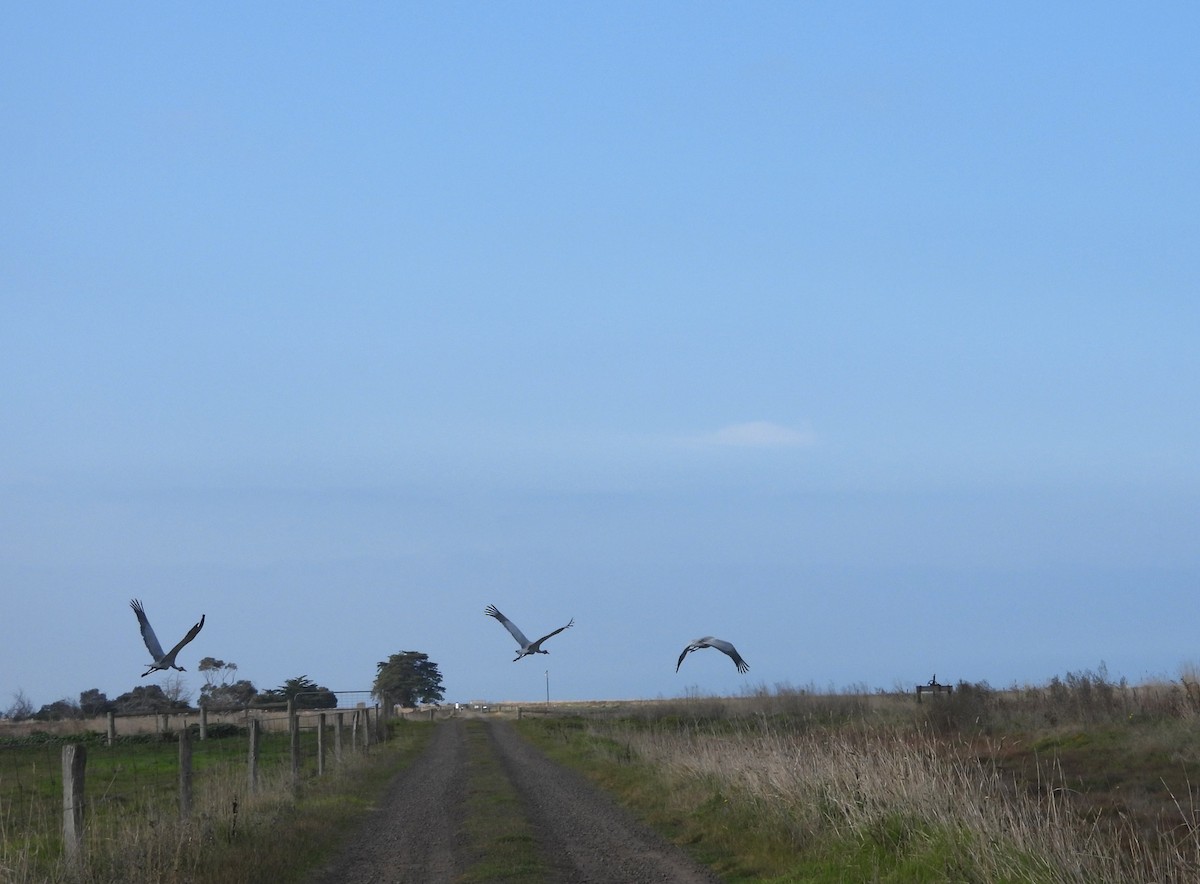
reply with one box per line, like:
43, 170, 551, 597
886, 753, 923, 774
611, 720, 1184, 881
531, 674, 1200, 882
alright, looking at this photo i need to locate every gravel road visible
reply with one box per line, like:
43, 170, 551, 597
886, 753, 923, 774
310, 715, 471, 883
310, 717, 722, 884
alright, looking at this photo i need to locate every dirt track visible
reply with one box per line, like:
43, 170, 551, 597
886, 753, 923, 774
310, 717, 722, 883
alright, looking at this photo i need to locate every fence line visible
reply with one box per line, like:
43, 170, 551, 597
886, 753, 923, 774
0, 701, 385, 870
1, 697, 383, 742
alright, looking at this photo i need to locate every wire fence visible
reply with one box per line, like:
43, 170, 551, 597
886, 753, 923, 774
0, 697, 385, 867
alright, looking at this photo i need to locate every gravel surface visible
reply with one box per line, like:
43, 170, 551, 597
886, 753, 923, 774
309, 717, 470, 884
309, 717, 722, 884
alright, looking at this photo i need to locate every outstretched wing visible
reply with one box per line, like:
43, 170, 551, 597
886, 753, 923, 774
675, 644, 696, 672
708, 637, 750, 674
130, 599, 166, 660
485, 604, 531, 648
530, 618, 573, 651
164, 614, 205, 664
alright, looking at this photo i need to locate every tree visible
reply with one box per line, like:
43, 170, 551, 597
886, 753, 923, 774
201, 679, 259, 710
5, 689, 34, 721
34, 698, 83, 721
373, 651, 445, 709
112, 684, 187, 714
161, 674, 193, 707
197, 657, 257, 708
199, 657, 238, 687
260, 675, 337, 709
79, 688, 112, 716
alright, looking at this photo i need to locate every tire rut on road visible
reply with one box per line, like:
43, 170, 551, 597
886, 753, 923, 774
309, 718, 470, 884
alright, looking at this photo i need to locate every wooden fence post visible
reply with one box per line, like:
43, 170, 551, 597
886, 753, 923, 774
62, 743, 86, 862
199, 703, 208, 741
288, 699, 300, 789
335, 711, 344, 763
378, 700, 389, 743
351, 708, 360, 751
106, 711, 116, 745
317, 712, 326, 776
179, 725, 193, 820
248, 718, 261, 793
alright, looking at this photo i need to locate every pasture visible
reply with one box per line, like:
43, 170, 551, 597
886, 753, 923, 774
0, 705, 419, 883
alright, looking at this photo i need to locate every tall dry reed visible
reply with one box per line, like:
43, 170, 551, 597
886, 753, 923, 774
605, 716, 1200, 883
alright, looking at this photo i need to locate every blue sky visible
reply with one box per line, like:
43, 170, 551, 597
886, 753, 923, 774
3, 4, 1197, 710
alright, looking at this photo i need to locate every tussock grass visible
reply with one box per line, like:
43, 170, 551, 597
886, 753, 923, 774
521, 673, 1200, 883
614, 721, 1130, 881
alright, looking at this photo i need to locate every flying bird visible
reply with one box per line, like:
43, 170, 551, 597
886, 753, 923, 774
484, 604, 574, 661
130, 599, 205, 678
676, 636, 750, 674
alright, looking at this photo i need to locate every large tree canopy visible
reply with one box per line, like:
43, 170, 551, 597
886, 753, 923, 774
373, 651, 445, 709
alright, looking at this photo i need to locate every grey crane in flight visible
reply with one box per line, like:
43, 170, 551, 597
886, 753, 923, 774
130, 599, 205, 677
484, 604, 574, 661
676, 636, 750, 674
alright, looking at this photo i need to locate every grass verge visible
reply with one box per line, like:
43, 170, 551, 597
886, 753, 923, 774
514, 714, 1165, 883
186, 720, 433, 884
515, 717, 794, 881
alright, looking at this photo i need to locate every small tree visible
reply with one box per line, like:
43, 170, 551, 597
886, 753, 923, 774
6, 690, 34, 721
373, 651, 445, 709
161, 674, 194, 708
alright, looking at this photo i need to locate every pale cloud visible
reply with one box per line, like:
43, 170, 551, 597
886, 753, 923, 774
701, 421, 817, 449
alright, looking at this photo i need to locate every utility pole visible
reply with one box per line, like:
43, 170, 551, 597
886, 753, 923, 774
545, 670, 550, 705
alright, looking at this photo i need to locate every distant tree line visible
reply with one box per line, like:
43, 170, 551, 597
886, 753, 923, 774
3, 659, 339, 721
5, 650, 447, 721
4, 683, 193, 721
